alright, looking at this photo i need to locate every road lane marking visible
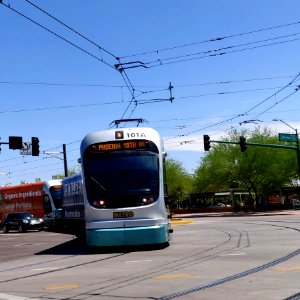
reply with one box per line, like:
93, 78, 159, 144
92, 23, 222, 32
219, 253, 247, 256
125, 259, 152, 263
274, 266, 300, 271
32, 267, 59, 271
13, 243, 46, 247
45, 284, 78, 290
0, 293, 39, 300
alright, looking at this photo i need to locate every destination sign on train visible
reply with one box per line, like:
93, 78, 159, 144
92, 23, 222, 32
91, 140, 149, 152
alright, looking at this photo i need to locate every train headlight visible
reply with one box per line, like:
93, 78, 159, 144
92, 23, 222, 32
93, 199, 106, 208
139, 196, 155, 206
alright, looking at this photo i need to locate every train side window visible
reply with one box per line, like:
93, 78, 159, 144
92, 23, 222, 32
44, 193, 52, 214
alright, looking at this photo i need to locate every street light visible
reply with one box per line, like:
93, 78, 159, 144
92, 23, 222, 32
273, 118, 300, 178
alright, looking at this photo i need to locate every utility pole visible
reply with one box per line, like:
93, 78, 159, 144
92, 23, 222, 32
63, 144, 68, 178
43, 144, 68, 178
297, 129, 300, 178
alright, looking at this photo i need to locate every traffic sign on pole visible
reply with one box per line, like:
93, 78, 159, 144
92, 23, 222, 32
20, 142, 32, 155
279, 133, 297, 142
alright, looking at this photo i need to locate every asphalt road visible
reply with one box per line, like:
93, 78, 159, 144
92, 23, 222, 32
0, 210, 300, 300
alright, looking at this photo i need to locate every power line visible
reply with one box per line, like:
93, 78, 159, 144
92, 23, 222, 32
0, 1, 115, 69
253, 87, 300, 119
165, 73, 300, 140
116, 23, 300, 71
141, 36, 300, 69
0, 74, 294, 88
24, 0, 117, 59
120, 20, 300, 59
242, 73, 300, 116
0, 81, 127, 88
172, 85, 300, 100
20, 0, 141, 118
139, 32, 300, 68
2, 1, 298, 119
0, 0, 145, 113
174, 75, 295, 88
0, 100, 123, 114
0, 83, 298, 115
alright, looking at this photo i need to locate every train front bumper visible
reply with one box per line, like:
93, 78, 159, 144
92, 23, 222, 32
86, 224, 171, 247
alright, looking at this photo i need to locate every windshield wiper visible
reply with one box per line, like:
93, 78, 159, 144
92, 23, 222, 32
90, 176, 106, 192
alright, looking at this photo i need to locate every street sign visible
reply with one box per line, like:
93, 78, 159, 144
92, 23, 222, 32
279, 133, 298, 143
20, 142, 32, 155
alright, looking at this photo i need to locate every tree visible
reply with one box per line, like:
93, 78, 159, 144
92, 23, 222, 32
52, 165, 81, 179
194, 127, 297, 210
165, 159, 193, 208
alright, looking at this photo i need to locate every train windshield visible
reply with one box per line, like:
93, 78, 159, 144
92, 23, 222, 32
49, 186, 62, 209
83, 142, 160, 208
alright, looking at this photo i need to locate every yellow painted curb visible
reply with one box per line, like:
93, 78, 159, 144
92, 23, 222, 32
171, 219, 193, 225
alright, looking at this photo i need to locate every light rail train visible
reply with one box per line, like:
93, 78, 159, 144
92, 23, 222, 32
62, 124, 172, 247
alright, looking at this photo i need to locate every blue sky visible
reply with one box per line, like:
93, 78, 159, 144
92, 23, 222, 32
1, 0, 300, 185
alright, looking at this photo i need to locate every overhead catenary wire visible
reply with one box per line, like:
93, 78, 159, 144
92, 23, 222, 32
0, 1, 116, 70
24, 0, 117, 59
164, 72, 300, 142
20, 0, 146, 119
0, 83, 298, 115
1, 107, 296, 176
0, 100, 124, 114
0, 74, 295, 88
3, 98, 299, 173
242, 72, 300, 116
2, 0, 298, 117
120, 19, 300, 59
0, 81, 129, 87
0, 70, 298, 121
24, 0, 296, 119
0, 0, 143, 117
133, 36, 300, 69
252, 86, 300, 120
0, 143, 81, 181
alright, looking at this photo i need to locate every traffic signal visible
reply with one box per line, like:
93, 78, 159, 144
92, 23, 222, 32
203, 135, 211, 151
239, 136, 247, 152
9, 136, 23, 150
31, 137, 40, 156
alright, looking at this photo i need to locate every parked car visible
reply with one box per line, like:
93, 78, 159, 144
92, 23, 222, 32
3, 212, 44, 233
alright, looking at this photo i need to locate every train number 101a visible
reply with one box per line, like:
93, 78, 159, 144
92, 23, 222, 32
126, 132, 146, 138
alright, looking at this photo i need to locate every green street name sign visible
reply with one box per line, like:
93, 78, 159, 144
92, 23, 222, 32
279, 133, 298, 142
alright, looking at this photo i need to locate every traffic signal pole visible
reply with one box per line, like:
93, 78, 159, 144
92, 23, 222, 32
208, 138, 300, 178
0, 136, 40, 156
273, 119, 300, 178
209, 139, 300, 150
